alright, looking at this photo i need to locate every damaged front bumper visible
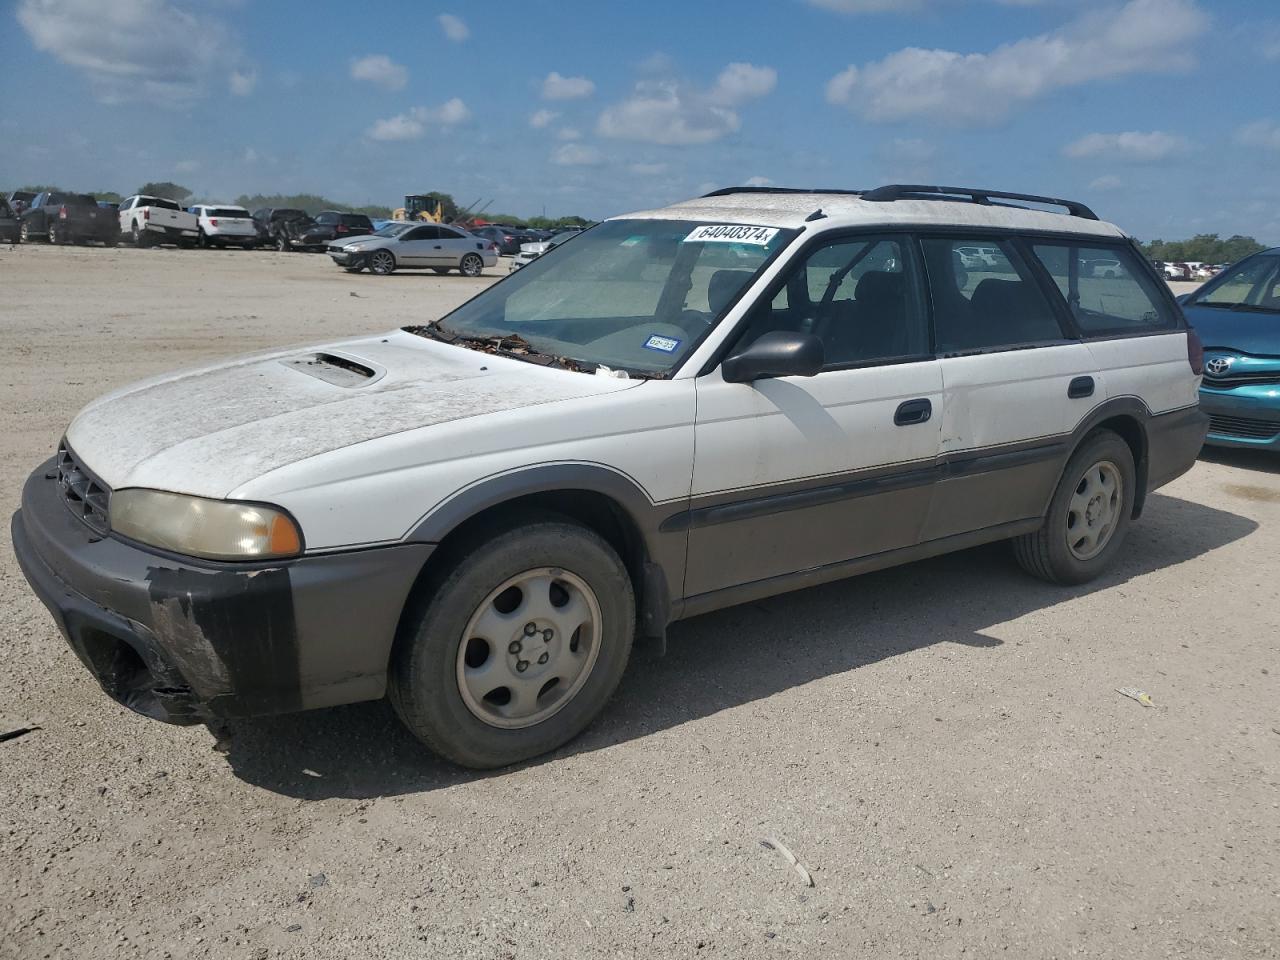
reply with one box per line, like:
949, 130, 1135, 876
12, 459, 432, 725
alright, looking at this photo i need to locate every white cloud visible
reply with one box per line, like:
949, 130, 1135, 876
350, 54, 408, 90
1089, 175, 1124, 191
557, 127, 582, 141
551, 143, 604, 166
1236, 119, 1280, 152
1064, 130, 1190, 161
17, 0, 255, 105
529, 109, 559, 129
825, 0, 1209, 125
744, 176, 773, 187
367, 98, 470, 141
598, 61, 777, 145
229, 69, 256, 96
438, 13, 469, 42
542, 72, 595, 100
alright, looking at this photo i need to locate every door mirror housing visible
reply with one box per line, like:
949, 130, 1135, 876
722, 331, 824, 383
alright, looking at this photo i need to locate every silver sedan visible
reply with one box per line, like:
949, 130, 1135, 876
328, 223, 499, 277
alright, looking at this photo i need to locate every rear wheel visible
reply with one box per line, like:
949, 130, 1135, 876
369, 249, 396, 275
460, 253, 483, 277
19, 222, 31, 243
131, 223, 148, 248
389, 520, 635, 768
198, 228, 209, 249
48, 222, 62, 244
275, 235, 289, 252
1012, 430, 1135, 585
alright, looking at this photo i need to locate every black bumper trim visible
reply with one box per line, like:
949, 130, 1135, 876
13, 459, 434, 725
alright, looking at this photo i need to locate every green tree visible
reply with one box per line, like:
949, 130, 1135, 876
90, 189, 123, 203
137, 181, 193, 203
236, 193, 392, 219
1141, 233, 1266, 265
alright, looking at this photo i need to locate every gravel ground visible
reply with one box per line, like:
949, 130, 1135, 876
1, 244, 1277, 960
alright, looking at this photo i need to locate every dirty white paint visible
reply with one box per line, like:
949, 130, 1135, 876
66, 330, 639, 499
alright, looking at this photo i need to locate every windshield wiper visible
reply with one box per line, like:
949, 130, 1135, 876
406, 321, 668, 379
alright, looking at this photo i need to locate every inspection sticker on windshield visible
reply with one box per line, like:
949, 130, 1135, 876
684, 224, 779, 245
643, 334, 682, 354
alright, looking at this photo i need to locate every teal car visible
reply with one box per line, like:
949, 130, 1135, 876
1178, 248, 1280, 450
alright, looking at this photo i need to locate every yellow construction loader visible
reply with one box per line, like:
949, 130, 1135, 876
392, 195, 444, 222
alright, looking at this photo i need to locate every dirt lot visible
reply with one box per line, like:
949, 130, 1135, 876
2, 244, 1277, 960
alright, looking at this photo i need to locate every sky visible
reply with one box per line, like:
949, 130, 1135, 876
2, 0, 1279, 243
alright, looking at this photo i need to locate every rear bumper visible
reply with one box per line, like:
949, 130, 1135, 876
1145, 404, 1210, 489
12, 459, 433, 725
1198, 389, 1280, 450
144, 223, 198, 239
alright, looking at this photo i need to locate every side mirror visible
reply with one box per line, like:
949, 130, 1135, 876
722, 331, 824, 383
1175, 293, 1190, 305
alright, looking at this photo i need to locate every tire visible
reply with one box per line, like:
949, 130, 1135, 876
389, 520, 635, 768
369, 249, 396, 275
132, 223, 148, 248
460, 253, 483, 277
1012, 430, 1136, 585
344, 265, 364, 273
275, 235, 289, 252
19, 222, 31, 243
48, 222, 61, 244
198, 229, 209, 249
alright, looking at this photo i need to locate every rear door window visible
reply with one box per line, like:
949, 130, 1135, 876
920, 237, 1064, 353
1030, 242, 1177, 335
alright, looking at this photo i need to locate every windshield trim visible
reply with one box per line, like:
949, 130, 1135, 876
404, 218, 802, 379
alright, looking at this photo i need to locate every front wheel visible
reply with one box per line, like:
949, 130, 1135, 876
459, 253, 484, 278
1012, 430, 1135, 585
369, 249, 396, 275
389, 520, 635, 768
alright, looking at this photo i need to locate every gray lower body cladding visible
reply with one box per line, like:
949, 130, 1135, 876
12, 460, 432, 725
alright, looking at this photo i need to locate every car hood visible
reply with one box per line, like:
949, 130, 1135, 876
334, 235, 395, 250
65, 330, 638, 498
1182, 303, 1280, 357
519, 241, 552, 255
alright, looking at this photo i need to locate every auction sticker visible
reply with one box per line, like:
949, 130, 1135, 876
684, 224, 779, 245
643, 334, 682, 353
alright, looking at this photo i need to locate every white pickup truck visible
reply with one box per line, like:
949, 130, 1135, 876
118, 195, 200, 248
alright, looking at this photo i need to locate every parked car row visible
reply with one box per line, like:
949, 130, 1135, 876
1155, 260, 1226, 281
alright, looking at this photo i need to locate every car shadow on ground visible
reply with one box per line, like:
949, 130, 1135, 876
220, 492, 1257, 800
1199, 445, 1280, 475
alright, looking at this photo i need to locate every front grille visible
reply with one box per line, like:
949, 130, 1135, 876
56, 442, 111, 535
1207, 414, 1280, 441
1202, 373, 1280, 391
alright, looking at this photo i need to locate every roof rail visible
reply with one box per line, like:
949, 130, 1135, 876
701, 186, 865, 199
701, 183, 1099, 220
860, 184, 1098, 220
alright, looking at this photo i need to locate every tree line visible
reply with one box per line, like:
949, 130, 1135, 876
1139, 233, 1268, 264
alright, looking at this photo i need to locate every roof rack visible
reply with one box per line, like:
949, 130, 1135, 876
700, 184, 1098, 221
861, 184, 1098, 220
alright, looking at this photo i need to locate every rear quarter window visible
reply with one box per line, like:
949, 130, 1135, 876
1030, 243, 1178, 336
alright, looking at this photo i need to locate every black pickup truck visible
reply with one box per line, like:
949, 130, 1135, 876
252, 207, 318, 252
20, 192, 118, 245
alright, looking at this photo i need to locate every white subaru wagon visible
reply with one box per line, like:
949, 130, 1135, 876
13, 185, 1208, 768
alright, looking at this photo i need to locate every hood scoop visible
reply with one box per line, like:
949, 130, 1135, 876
282, 352, 383, 388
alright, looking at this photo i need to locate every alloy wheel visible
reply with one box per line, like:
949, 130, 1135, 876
1066, 460, 1122, 561
455, 568, 603, 730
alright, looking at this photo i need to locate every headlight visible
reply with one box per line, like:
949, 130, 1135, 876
110, 489, 303, 561
344, 244, 364, 252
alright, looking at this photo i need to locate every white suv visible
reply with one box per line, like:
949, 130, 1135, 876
13, 184, 1207, 768
189, 204, 259, 249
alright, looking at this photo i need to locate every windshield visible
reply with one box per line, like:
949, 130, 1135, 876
209, 207, 248, 218
412, 218, 796, 375
1188, 255, 1280, 312
375, 222, 415, 237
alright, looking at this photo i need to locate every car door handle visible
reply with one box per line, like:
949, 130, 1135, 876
1068, 376, 1095, 399
433, 245, 442, 249
894, 398, 932, 426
